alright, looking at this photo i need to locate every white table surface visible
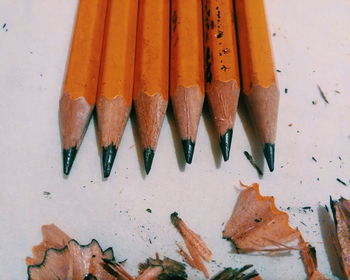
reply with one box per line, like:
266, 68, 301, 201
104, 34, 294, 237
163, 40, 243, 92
0, 1, 350, 279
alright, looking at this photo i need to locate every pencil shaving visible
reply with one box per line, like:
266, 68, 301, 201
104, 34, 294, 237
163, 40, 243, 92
210, 265, 262, 280
104, 254, 187, 280
330, 197, 350, 278
171, 212, 212, 278
26, 224, 115, 280
223, 183, 299, 253
298, 231, 328, 279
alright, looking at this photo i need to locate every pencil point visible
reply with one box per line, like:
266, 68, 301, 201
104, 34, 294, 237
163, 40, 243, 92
220, 129, 233, 161
264, 143, 275, 172
182, 139, 195, 164
62, 147, 77, 175
102, 145, 117, 178
143, 148, 155, 175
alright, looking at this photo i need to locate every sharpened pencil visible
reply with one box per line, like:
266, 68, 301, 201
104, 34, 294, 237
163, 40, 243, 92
203, 0, 240, 161
170, 0, 205, 164
96, 0, 139, 178
133, 0, 170, 174
59, 0, 108, 175
234, 0, 280, 171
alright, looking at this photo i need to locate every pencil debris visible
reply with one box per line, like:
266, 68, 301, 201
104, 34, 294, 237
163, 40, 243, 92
223, 183, 300, 253
330, 197, 350, 278
26, 224, 115, 280
171, 212, 212, 278
317, 85, 329, 104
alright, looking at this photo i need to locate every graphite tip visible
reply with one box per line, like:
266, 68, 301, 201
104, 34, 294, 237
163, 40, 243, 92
219, 129, 233, 161
263, 143, 275, 172
102, 144, 117, 178
182, 139, 195, 164
62, 146, 77, 175
143, 148, 155, 175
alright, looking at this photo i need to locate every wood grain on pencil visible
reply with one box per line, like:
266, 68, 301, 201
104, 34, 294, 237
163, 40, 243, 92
170, 0, 205, 164
203, 0, 240, 161
96, 0, 138, 178
133, 0, 169, 174
234, 0, 280, 171
59, 0, 108, 175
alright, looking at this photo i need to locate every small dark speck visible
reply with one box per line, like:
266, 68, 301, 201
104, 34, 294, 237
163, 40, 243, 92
302, 206, 313, 212
220, 65, 229, 71
276, 69, 281, 72
312, 100, 317, 105
90, 180, 93, 183
284, 88, 288, 94
286, 207, 291, 210
336, 178, 347, 186
217, 31, 223, 38
272, 33, 276, 36
92, 254, 96, 258
222, 48, 230, 54
312, 157, 317, 162
2, 23, 6, 29
40, 74, 43, 77
43, 191, 51, 196
82, 185, 86, 188
297, 130, 300, 133
317, 178, 320, 181
335, 90, 340, 94
255, 218, 262, 223
146, 208, 152, 213
149, 238, 152, 244
338, 156, 342, 160
300, 221, 307, 226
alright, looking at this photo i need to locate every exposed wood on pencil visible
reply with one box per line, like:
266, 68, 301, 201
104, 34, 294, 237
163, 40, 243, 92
133, 0, 169, 174
59, 0, 108, 175
170, 0, 205, 164
96, 0, 139, 177
203, 0, 240, 161
234, 0, 280, 172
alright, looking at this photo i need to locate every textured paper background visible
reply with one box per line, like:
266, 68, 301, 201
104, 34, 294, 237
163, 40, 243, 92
0, 0, 349, 279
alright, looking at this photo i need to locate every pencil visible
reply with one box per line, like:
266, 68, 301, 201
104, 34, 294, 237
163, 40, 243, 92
133, 0, 170, 174
59, 0, 108, 175
170, 0, 205, 164
234, 0, 280, 171
96, 0, 139, 178
203, 0, 240, 161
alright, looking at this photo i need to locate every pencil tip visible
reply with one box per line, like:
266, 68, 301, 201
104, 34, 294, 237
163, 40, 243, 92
182, 139, 195, 164
102, 145, 117, 178
220, 129, 233, 161
143, 148, 155, 174
62, 147, 77, 175
264, 143, 275, 172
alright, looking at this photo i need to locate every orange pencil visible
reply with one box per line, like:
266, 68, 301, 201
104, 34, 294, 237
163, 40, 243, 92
133, 0, 170, 174
96, 0, 139, 178
203, 0, 240, 161
170, 0, 205, 164
234, 0, 280, 171
59, 0, 108, 175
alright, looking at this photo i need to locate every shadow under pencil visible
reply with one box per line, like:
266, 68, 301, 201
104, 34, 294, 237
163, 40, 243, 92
167, 104, 186, 172
202, 99, 222, 169
237, 97, 264, 178
130, 108, 147, 178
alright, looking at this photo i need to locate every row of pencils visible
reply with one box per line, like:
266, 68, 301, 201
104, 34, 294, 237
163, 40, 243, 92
59, 0, 280, 177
